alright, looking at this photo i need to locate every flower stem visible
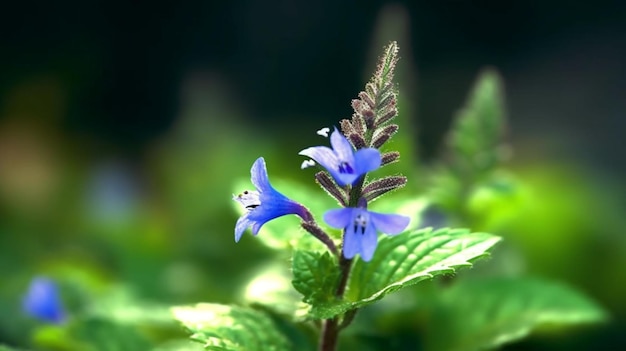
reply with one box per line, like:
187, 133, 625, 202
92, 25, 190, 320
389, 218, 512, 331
319, 255, 353, 351
301, 221, 338, 256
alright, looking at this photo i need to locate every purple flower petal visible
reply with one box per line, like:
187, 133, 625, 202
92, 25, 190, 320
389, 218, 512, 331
329, 128, 355, 164
369, 212, 410, 235
354, 148, 382, 174
359, 219, 380, 262
22, 277, 65, 324
323, 208, 353, 228
235, 215, 253, 242
342, 213, 361, 259
233, 158, 308, 241
250, 157, 271, 192
300, 128, 382, 186
299, 146, 338, 171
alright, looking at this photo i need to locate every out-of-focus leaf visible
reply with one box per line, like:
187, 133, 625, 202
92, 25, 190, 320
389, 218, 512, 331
71, 317, 152, 351
448, 69, 506, 174
241, 262, 308, 318
429, 69, 508, 217
308, 228, 501, 319
171, 303, 291, 351
151, 339, 205, 351
426, 277, 609, 351
87, 287, 175, 327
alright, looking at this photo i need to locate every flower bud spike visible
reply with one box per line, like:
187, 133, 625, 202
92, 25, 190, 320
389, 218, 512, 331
348, 133, 367, 149
358, 91, 376, 109
365, 82, 377, 100
362, 109, 375, 129
351, 114, 366, 135
376, 105, 398, 127
351, 99, 363, 113
362, 175, 407, 202
315, 171, 348, 206
381, 151, 400, 166
371, 124, 399, 149
340, 119, 355, 135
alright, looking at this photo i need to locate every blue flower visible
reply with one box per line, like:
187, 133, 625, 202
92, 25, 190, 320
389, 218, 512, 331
233, 157, 310, 242
22, 277, 66, 324
299, 128, 381, 186
324, 207, 410, 261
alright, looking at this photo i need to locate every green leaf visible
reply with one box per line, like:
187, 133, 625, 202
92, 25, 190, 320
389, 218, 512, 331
425, 277, 609, 351
308, 228, 501, 319
0, 345, 25, 351
171, 303, 292, 351
448, 69, 506, 174
292, 251, 339, 305
241, 262, 309, 318
152, 339, 206, 351
71, 317, 152, 351
88, 287, 176, 327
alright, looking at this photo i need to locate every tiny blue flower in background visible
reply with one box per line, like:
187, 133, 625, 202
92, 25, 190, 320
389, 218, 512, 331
299, 128, 381, 186
22, 277, 66, 324
233, 157, 310, 242
324, 206, 410, 261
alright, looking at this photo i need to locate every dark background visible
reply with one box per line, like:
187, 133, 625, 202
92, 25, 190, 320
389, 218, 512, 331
1, 1, 624, 166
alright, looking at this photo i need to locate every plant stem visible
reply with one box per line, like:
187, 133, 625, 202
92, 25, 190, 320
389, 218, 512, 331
319, 255, 353, 351
301, 221, 338, 256
319, 317, 339, 351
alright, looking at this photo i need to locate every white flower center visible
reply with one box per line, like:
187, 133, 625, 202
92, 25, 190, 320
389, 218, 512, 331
233, 190, 261, 211
353, 213, 368, 235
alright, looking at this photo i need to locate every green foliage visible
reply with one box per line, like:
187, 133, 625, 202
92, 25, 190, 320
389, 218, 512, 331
430, 70, 509, 218
303, 228, 501, 319
425, 277, 609, 351
0, 346, 24, 351
171, 304, 292, 351
292, 251, 339, 305
448, 69, 506, 175
71, 317, 153, 351
151, 339, 206, 351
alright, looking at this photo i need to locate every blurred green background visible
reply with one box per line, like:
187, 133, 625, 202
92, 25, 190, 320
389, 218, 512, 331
1, 1, 625, 350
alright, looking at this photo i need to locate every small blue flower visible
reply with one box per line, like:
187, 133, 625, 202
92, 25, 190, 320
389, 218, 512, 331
324, 207, 410, 261
22, 277, 66, 324
299, 128, 381, 186
233, 157, 310, 242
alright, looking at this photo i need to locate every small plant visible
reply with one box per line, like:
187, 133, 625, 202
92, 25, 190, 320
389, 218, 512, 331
169, 42, 606, 351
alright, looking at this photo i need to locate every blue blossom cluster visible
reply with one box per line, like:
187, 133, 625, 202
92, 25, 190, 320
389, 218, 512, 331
22, 276, 66, 324
233, 127, 409, 262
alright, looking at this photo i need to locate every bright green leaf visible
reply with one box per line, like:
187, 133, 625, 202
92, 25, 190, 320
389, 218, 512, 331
309, 228, 501, 319
425, 277, 609, 351
171, 303, 291, 351
292, 251, 339, 305
241, 262, 309, 319
152, 339, 206, 351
